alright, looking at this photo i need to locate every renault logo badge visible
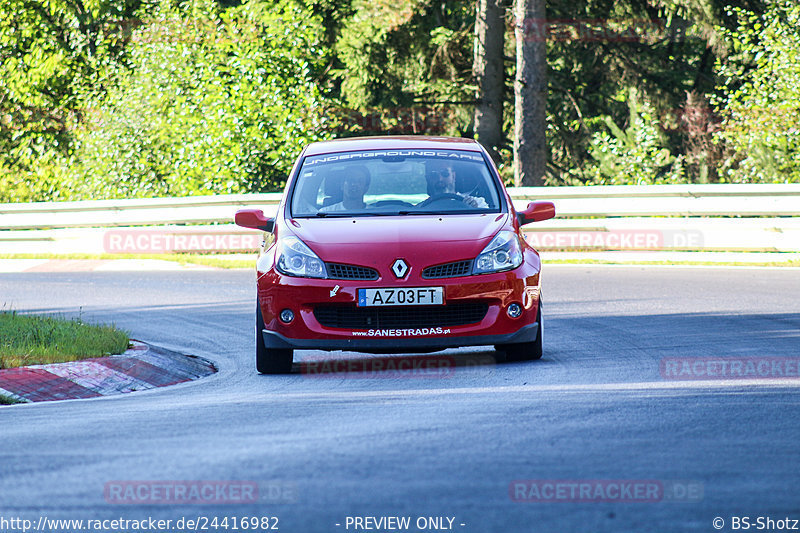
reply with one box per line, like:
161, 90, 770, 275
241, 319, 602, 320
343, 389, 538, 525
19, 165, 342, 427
391, 259, 409, 278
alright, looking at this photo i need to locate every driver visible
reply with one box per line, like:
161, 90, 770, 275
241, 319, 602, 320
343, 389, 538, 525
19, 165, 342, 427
426, 161, 488, 208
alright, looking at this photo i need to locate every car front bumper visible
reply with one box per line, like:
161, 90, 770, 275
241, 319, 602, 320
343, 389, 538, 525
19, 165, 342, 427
261, 321, 539, 352
256, 251, 542, 353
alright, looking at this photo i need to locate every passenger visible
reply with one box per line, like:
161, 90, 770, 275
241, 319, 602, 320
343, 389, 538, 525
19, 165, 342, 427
320, 166, 371, 212
426, 160, 488, 208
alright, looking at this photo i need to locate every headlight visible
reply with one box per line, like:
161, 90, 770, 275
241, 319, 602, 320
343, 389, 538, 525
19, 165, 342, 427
473, 231, 523, 274
275, 236, 328, 278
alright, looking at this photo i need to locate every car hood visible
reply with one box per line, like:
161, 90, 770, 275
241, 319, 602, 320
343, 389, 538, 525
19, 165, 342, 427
285, 213, 510, 266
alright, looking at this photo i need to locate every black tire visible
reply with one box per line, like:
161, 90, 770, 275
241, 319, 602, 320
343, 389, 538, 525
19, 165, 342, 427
255, 306, 293, 374
497, 300, 543, 362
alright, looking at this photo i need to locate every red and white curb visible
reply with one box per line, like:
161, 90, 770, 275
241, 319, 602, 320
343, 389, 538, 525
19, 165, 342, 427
0, 341, 216, 404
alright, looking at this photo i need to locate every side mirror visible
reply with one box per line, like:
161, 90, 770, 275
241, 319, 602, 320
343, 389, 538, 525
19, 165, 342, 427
517, 201, 555, 226
235, 209, 274, 232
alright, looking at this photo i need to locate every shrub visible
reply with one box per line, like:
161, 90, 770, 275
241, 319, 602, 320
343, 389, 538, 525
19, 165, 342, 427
714, 1, 800, 183
63, 0, 333, 199
586, 89, 685, 185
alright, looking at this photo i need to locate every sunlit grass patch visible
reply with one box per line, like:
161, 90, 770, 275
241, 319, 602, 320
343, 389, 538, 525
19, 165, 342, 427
546, 259, 800, 268
0, 253, 253, 269
0, 310, 130, 369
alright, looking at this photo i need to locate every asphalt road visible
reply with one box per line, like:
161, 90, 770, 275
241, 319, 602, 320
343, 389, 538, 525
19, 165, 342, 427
1, 265, 799, 533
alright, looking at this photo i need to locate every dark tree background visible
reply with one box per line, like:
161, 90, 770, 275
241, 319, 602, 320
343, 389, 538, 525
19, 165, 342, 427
1, 0, 795, 202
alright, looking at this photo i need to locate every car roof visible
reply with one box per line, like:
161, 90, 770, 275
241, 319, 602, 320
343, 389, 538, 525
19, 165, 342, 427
303, 136, 483, 157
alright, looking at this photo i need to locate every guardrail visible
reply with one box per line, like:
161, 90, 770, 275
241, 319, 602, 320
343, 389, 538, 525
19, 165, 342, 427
1, 184, 799, 254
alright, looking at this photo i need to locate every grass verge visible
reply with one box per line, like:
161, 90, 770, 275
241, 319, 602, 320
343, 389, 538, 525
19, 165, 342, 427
0, 310, 130, 369
547, 259, 800, 268
0, 253, 254, 269
1, 253, 799, 269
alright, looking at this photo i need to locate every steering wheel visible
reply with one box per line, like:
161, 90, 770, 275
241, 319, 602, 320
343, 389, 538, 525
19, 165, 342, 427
416, 193, 465, 208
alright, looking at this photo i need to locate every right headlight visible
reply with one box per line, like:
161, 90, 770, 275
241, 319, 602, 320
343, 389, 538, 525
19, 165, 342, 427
473, 231, 523, 274
275, 236, 328, 278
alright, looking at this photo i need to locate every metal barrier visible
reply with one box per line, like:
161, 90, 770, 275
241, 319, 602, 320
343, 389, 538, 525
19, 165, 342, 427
1, 185, 799, 254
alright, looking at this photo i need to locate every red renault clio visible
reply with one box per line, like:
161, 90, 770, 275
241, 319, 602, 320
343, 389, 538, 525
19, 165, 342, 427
235, 136, 555, 373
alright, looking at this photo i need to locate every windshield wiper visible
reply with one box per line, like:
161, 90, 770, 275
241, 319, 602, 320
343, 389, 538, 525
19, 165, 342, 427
397, 210, 450, 215
312, 212, 355, 218
397, 209, 490, 215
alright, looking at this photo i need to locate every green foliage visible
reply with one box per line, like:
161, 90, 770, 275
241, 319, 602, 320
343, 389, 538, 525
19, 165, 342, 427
3, 0, 799, 199
541, 0, 739, 185
63, 0, 331, 198
334, 0, 474, 135
587, 89, 685, 184
714, 0, 800, 183
0, 0, 144, 202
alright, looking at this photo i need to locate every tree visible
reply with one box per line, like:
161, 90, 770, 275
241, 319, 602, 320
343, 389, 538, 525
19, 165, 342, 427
714, 0, 800, 183
513, 0, 546, 186
334, 0, 474, 134
472, 0, 505, 163
63, 0, 331, 198
0, 0, 143, 201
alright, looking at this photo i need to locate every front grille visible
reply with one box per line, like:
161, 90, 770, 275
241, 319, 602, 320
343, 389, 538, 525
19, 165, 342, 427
314, 303, 489, 329
326, 262, 379, 280
422, 260, 473, 279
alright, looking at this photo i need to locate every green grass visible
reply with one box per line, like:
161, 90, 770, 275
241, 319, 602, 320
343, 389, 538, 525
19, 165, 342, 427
174, 255, 253, 269
1, 253, 798, 269
547, 259, 800, 267
0, 253, 254, 269
0, 310, 130, 369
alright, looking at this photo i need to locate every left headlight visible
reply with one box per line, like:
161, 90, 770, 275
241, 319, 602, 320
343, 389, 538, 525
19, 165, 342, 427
275, 236, 328, 278
473, 231, 523, 274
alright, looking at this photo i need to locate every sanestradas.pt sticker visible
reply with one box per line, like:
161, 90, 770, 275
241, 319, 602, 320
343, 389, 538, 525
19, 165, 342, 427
352, 327, 451, 337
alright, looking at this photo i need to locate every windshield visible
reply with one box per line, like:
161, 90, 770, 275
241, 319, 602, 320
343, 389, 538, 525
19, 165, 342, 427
290, 149, 502, 217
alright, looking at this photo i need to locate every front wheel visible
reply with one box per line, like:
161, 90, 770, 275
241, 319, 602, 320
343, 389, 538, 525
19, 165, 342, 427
255, 306, 293, 374
496, 300, 543, 362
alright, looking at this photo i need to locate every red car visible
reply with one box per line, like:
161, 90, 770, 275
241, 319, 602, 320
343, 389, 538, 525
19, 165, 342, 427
235, 136, 555, 373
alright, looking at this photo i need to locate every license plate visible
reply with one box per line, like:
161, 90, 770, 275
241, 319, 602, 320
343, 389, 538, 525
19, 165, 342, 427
357, 287, 444, 307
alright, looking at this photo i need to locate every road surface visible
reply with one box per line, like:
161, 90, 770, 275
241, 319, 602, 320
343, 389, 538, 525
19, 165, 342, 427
1, 265, 799, 532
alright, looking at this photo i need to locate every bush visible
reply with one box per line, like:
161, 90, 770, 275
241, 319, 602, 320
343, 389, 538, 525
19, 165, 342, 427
0, 0, 144, 203
586, 89, 685, 185
63, 0, 333, 199
714, 1, 800, 183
